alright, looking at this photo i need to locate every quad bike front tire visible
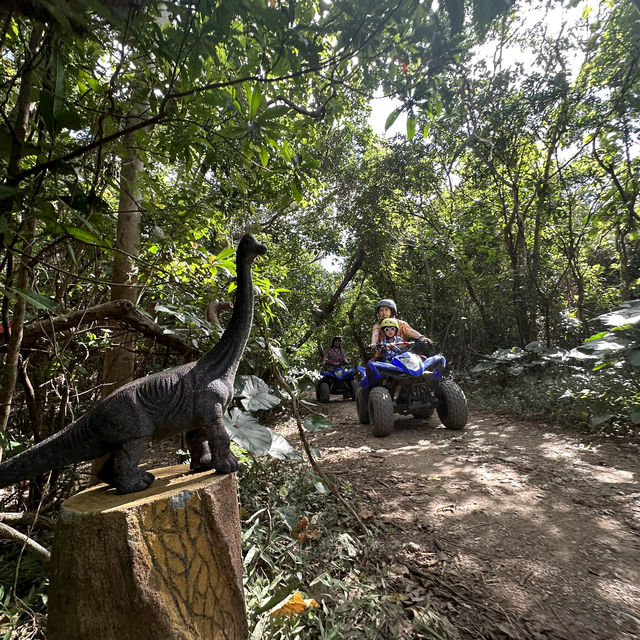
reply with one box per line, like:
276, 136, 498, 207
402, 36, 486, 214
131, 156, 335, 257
318, 382, 330, 403
436, 380, 468, 430
356, 387, 370, 423
349, 379, 359, 401
369, 387, 394, 437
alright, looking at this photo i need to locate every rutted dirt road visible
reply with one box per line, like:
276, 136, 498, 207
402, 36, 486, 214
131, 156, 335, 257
281, 399, 640, 640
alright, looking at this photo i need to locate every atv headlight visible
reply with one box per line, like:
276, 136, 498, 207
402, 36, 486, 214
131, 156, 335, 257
401, 354, 422, 372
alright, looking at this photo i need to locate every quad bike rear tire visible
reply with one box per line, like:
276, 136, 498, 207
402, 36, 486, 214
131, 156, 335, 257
369, 387, 394, 437
356, 387, 370, 424
349, 379, 359, 401
318, 382, 330, 403
436, 380, 468, 430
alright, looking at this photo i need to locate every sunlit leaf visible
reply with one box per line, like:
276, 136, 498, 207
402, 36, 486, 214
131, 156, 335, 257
63, 225, 102, 245
578, 336, 631, 352
259, 146, 269, 167
235, 375, 281, 411
223, 407, 272, 456
597, 301, 640, 328
267, 430, 300, 460
269, 591, 319, 617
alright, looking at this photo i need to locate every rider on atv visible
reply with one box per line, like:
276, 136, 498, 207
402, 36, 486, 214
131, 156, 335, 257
367, 299, 433, 384
323, 336, 348, 370
377, 318, 410, 362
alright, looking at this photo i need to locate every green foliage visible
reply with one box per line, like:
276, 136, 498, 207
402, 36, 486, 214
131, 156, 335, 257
467, 301, 640, 436
0, 543, 49, 640
239, 459, 410, 639
223, 374, 300, 460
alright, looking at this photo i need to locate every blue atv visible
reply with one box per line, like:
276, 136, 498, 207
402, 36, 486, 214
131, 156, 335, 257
316, 366, 359, 403
356, 344, 468, 437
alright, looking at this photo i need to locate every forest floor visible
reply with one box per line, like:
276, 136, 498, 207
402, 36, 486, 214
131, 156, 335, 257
278, 398, 640, 640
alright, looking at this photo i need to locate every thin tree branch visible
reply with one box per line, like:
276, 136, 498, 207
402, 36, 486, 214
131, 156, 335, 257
0, 521, 51, 563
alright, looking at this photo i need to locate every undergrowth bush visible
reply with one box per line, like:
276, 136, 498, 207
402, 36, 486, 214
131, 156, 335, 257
463, 301, 640, 439
465, 367, 640, 439
0, 542, 49, 639
1, 455, 426, 640
238, 458, 409, 639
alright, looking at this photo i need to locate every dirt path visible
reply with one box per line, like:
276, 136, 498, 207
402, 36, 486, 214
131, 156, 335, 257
282, 399, 640, 640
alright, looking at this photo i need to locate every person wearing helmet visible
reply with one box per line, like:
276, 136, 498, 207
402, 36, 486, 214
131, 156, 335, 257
378, 318, 409, 362
370, 298, 425, 347
366, 299, 434, 387
323, 336, 348, 370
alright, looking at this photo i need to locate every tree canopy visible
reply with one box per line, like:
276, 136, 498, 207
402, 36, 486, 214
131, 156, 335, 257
1, 0, 639, 480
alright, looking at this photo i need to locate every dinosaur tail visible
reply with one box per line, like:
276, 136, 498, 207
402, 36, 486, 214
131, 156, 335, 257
0, 415, 110, 489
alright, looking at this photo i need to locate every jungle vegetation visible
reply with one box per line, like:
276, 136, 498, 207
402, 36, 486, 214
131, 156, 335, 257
1, 0, 639, 636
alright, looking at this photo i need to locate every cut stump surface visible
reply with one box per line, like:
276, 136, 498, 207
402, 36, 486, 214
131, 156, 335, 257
48, 465, 247, 640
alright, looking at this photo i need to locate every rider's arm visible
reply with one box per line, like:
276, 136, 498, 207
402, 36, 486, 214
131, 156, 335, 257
370, 323, 381, 347
399, 320, 422, 340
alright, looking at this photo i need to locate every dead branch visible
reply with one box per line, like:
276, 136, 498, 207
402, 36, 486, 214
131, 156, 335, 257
0, 521, 51, 563
204, 300, 233, 332
19, 299, 199, 357
0, 511, 55, 527
295, 246, 366, 350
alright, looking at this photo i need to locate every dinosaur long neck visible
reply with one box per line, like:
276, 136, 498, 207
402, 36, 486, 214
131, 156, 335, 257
196, 250, 256, 382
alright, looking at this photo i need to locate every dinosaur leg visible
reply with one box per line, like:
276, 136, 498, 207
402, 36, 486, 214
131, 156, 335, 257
96, 437, 154, 494
204, 406, 238, 474
186, 429, 212, 472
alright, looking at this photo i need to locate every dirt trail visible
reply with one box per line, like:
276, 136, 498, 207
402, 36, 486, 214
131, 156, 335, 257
282, 399, 640, 640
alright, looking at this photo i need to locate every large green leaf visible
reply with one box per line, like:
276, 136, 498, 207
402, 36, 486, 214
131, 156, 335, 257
625, 347, 640, 367
406, 115, 417, 140
303, 414, 332, 431
471, 360, 494, 373
489, 347, 525, 362
235, 375, 281, 411
597, 301, 640, 328
12, 288, 57, 311
267, 430, 300, 460
223, 407, 272, 456
577, 335, 632, 352
63, 225, 103, 245
385, 107, 402, 131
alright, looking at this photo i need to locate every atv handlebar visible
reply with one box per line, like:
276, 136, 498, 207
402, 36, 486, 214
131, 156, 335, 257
369, 337, 435, 354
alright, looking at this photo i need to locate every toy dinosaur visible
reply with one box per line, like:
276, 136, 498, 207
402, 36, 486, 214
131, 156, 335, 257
0, 234, 267, 494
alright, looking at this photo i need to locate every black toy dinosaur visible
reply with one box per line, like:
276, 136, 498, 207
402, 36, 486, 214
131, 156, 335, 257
0, 234, 267, 494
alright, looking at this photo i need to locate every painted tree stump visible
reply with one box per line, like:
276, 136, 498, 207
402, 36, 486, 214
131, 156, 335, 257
47, 465, 247, 640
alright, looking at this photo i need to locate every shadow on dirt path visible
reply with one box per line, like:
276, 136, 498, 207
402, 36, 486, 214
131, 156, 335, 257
281, 399, 640, 640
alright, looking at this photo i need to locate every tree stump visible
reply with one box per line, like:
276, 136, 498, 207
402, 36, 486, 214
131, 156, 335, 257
47, 465, 248, 640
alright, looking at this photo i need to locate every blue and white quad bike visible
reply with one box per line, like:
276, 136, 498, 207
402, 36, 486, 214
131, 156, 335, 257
356, 344, 468, 437
315, 366, 359, 403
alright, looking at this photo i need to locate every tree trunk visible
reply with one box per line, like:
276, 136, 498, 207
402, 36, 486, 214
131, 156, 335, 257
48, 465, 248, 640
616, 224, 630, 301
0, 25, 43, 446
295, 247, 365, 350
101, 123, 143, 397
